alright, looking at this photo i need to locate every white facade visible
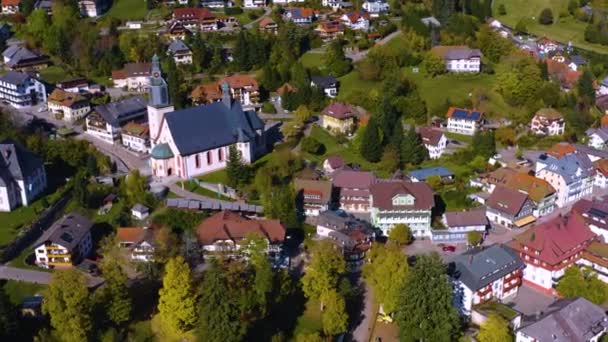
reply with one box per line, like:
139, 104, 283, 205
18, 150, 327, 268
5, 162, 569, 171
0, 167, 47, 212
595, 172, 608, 189
85, 120, 121, 144
536, 168, 594, 208
172, 51, 193, 65
446, 117, 481, 136
1, 4, 18, 14
122, 133, 149, 153
446, 57, 481, 73
322, 0, 342, 10
34, 234, 92, 268
0, 75, 47, 108
130, 241, 154, 262
530, 115, 565, 136
243, 0, 265, 7
587, 130, 608, 150
113, 76, 150, 92
362, 0, 389, 16
453, 272, 520, 316
47, 100, 90, 122
341, 14, 370, 31
425, 134, 447, 159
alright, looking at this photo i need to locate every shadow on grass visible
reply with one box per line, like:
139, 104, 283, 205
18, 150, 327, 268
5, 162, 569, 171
246, 285, 307, 340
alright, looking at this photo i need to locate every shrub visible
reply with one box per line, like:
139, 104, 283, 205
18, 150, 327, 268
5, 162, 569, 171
498, 4, 506, 15
300, 136, 324, 155
262, 101, 276, 114
539, 8, 554, 25
224, 7, 243, 15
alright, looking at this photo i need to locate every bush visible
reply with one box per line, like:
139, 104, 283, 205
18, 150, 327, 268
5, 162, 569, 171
262, 101, 276, 114
498, 4, 506, 15
539, 8, 554, 25
300, 136, 324, 155
224, 7, 243, 15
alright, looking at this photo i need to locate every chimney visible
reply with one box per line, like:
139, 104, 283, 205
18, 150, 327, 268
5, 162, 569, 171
221, 81, 231, 108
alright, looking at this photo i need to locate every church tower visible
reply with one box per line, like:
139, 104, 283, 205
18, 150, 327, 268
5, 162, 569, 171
147, 55, 174, 147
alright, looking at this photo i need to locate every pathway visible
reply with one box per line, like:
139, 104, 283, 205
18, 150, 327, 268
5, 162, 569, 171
352, 281, 376, 342
167, 182, 238, 207
0, 265, 104, 288
243, 7, 273, 29
346, 31, 402, 62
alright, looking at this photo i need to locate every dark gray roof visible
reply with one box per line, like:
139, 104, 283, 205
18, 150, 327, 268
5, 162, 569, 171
164, 101, 264, 155
311, 75, 338, 88
0, 138, 44, 186
586, 128, 608, 142
2, 45, 44, 68
132, 203, 149, 213
451, 244, 524, 291
0, 70, 29, 85
167, 39, 190, 54
34, 213, 93, 252
518, 298, 608, 341
94, 96, 147, 126
570, 55, 587, 66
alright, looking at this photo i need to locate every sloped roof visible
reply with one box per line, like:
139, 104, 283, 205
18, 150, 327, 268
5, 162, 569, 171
294, 178, 332, 205
285, 7, 315, 19
444, 208, 488, 228
34, 213, 93, 252
0, 138, 44, 186
408, 166, 453, 181
173, 7, 215, 20
538, 150, 595, 184
94, 96, 147, 126
325, 155, 344, 169
586, 127, 608, 142
446, 107, 483, 121
191, 82, 222, 102
322, 102, 357, 120
311, 75, 337, 88
122, 122, 149, 138
332, 169, 375, 189
117, 227, 157, 247
431, 45, 482, 60
258, 16, 277, 29
167, 39, 191, 54
196, 211, 285, 245
221, 74, 258, 91
48, 88, 88, 108
505, 173, 555, 203
276, 83, 297, 95
595, 159, 608, 177
486, 185, 529, 216
342, 10, 370, 23
419, 127, 444, 146
2, 0, 20, 6
572, 197, 608, 232
164, 101, 264, 155
112, 63, 151, 80
535, 108, 563, 120
451, 244, 524, 291
370, 181, 434, 211
0, 70, 29, 85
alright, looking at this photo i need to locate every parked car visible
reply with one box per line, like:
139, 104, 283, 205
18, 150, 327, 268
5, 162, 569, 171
442, 245, 456, 252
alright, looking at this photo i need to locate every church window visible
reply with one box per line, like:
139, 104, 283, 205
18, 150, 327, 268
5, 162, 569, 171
207, 151, 212, 165
195, 154, 200, 168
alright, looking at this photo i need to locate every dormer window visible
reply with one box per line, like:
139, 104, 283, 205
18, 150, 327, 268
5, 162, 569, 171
392, 194, 414, 206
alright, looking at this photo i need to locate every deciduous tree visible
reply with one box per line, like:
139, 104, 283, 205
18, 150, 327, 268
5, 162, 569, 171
301, 240, 346, 308
539, 8, 554, 25
157, 256, 198, 335
363, 244, 409, 314
98, 259, 132, 325
477, 313, 511, 342
467, 231, 483, 246
388, 224, 413, 245
321, 289, 348, 337
424, 51, 446, 77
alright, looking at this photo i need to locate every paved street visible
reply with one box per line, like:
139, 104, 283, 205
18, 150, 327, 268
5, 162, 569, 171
352, 282, 376, 342
0, 265, 104, 288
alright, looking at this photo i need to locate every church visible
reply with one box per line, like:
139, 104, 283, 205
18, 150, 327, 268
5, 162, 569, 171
147, 56, 266, 179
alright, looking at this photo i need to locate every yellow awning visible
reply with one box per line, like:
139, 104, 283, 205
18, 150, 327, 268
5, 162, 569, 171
514, 215, 536, 227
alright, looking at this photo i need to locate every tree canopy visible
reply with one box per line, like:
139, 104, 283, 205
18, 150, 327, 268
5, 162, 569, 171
363, 244, 409, 314
157, 256, 198, 335
477, 313, 511, 342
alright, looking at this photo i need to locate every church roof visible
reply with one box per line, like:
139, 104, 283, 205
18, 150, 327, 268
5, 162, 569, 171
164, 101, 264, 156
151, 143, 174, 160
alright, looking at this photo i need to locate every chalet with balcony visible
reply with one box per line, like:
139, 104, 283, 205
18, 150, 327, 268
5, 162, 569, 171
116, 227, 157, 262
33, 213, 93, 269
294, 178, 333, 217
332, 169, 376, 213
172, 7, 218, 31
85, 96, 147, 144
530, 108, 565, 136
47, 88, 90, 122
446, 107, 484, 136
486, 185, 536, 229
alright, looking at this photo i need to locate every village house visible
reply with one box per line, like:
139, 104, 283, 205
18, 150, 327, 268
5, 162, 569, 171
121, 121, 149, 153
419, 127, 447, 159
167, 39, 193, 65
530, 108, 565, 136
579, 241, 608, 283
149, 70, 265, 179
283, 7, 316, 25
2, 45, 49, 71
450, 244, 525, 316
535, 144, 595, 208
165, 21, 192, 41
433, 208, 488, 243
332, 170, 376, 213
172, 7, 218, 31
112, 63, 152, 91
586, 127, 608, 150
340, 10, 370, 31
78, 0, 110, 17
504, 173, 556, 218
510, 214, 597, 294
258, 17, 278, 35
0, 139, 47, 212
486, 186, 536, 229
446, 107, 484, 136
594, 159, 608, 188
47, 88, 90, 122
190, 83, 222, 105
431, 45, 482, 73
1, 0, 19, 14
321, 102, 357, 135
196, 211, 285, 257
322, 0, 347, 10
573, 197, 608, 243
568, 55, 587, 71
131, 204, 149, 220
222, 74, 260, 106
323, 155, 344, 174
0, 70, 47, 108
85, 96, 148, 144
56, 78, 90, 93
369, 180, 434, 238
547, 59, 582, 91
536, 36, 560, 55
117, 227, 157, 262
408, 166, 454, 183
515, 298, 608, 342
315, 20, 344, 41
362, 0, 389, 17
316, 210, 374, 272
293, 178, 333, 217
33, 213, 93, 268
311, 75, 339, 98
244, 0, 265, 7
469, 167, 518, 194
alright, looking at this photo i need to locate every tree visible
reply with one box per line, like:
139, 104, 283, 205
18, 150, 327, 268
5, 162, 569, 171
388, 224, 413, 245
321, 289, 348, 337
495, 127, 517, 146
43, 269, 92, 342
477, 313, 511, 342
72, 171, 90, 207
86, 154, 98, 176
498, 4, 506, 15
360, 118, 383, 162
515, 19, 528, 34
426, 175, 442, 191
539, 8, 554, 25
167, 57, 185, 109
557, 266, 608, 304
301, 136, 324, 155
424, 51, 446, 77
396, 253, 459, 341
379, 145, 400, 173
323, 40, 352, 77
124, 169, 148, 206
401, 127, 427, 165
226, 145, 249, 188
578, 69, 596, 103
0, 286, 17, 339
157, 256, 198, 335
294, 105, 313, 123
363, 244, 409, 314
568, 0, 579, 15
301, 240, 346, 308
473, 130, 496, 159
98, 260, 132, 326
296, 332, 323, 342
467, 231, 483, 246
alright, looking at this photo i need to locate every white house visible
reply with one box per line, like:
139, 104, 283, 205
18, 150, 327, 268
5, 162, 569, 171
283, 7, 316, 25
121, 122, 149, 153
515, 298, 608, 342
167, 39, 193, 65
419, 127, 447, 159
486, 186, 536, 229
0, 70, 47, 108
595, 159, 608, 189
431, 45, 482, 73
362, 0, 389, 17
586, 127, 608, 150
47, 88, 90, 122
340, 11, 370, 31
78, 0, 110, 17
112, 63, 152, 92
322, 0, 344, 10
294, 178, 332, 217
131, 203, 149, 220
117, 227, 156, 262
311, 75, 338, 98
369, 180, 434, 238
433, 208, 488, 243
530, 108, 565, 136
273, 0, 303, 4
243, 0, 264, 7
451, 245, 524, 316
446, 107, 484, 136
573, 197, 608, 243
0, 139, 47, 212
85, 96, 148, 144
1, 0, 19, 14
33, 213, 93, 268
333, 170, 376, 213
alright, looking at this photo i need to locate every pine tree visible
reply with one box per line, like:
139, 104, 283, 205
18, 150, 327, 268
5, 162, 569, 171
157, 256, 198, 335
167, 57, 184, 109
401, 127, 427, 166
226, 145, 248, 188
0, 286, 18, 339
360, 118, 383, 162
578, 69, 596, 103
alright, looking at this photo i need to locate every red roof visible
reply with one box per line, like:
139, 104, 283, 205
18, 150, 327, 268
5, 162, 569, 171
332, 170, 375, 189
325, 155, 344, 169
117, 227, 146, 243
173, 7, 215, 21
196, 211, 285, 245
343, 10, 370, 23
512, 214, 596, 265
369, 181, 434, 211
487, 186, 529, 216
322, 102, 357, 120
418, 127, 444, 146
2, 0, 19, 6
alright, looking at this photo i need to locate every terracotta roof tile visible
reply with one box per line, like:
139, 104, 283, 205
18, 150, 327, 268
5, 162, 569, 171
47, 88, 87, 108
418, 127, 444, 146
370, 181, 434, 211
505, 173, 555, 203
196, 211, 285, 245
221, 74, 258, 91
116, 227, 146, 243
322, 102, 357, 120
487, 185, 529, 216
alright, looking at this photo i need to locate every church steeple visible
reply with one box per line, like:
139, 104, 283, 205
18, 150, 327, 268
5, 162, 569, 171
148, 55, 170, 108
221, 81, 232, 108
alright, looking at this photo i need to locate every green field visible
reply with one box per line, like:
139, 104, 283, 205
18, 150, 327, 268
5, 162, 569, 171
493, 0, 608, 54
197, 170, 229, 184
3, 280, 46, 305
0, 198, 49, 247
39, 66, 74, 84
179, 181, 235, 202
104, 0, 149, 21
300, 52, 325, 69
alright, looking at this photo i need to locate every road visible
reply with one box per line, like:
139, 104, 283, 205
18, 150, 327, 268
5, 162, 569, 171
346, 31, 402, 62
0, 265, 104, 288
243, 7, 273, 30
352, 282, 375, 342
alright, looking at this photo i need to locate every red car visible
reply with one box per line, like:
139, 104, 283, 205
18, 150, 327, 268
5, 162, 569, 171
442, 245, 456, 252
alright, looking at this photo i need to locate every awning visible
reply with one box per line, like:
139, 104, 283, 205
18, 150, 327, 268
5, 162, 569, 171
514, 215, 536, 228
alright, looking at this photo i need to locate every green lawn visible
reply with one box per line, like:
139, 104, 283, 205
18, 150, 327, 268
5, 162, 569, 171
197, 170, 229, 184
493, 0, 608, 54
104, 0, 149, 21
39, 66, 74, 84
293, 299, 323, 336
337, 71, 382, 102
300, 52, 326, 70
3, 280, 46, 305
444, 132, 474, 144
0, 198, 50, 247
8, 247, 51, 272
180, 181, 235, 202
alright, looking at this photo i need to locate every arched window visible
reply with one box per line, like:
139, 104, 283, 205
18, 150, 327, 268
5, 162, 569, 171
207, 151, 212, 165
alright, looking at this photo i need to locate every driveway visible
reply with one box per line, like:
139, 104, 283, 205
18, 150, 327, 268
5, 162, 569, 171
352, 282, 375, 342
346, 31, 402, 62
505, 284, 555, 316
0, 265, 104, 288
